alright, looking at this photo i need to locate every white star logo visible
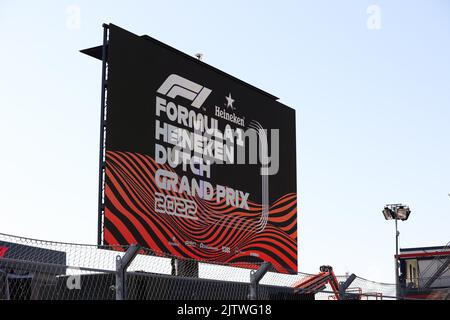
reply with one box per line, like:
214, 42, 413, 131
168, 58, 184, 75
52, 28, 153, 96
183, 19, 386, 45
225, 93, 235, 110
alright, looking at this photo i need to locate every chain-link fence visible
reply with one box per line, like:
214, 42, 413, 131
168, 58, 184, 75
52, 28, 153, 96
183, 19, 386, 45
0, 233, 448, 300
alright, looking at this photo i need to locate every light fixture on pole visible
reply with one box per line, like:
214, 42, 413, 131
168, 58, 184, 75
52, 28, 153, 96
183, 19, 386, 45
382, 204, 410, 221
382, 203, 411, 300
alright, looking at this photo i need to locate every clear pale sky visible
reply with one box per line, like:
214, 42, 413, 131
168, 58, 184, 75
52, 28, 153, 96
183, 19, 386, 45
0, 1, 449, 283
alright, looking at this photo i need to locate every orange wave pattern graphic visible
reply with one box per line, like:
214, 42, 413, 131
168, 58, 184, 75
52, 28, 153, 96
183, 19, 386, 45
103, 151, 298, 273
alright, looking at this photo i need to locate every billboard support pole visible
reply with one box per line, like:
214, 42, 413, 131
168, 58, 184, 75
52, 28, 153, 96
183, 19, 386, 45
115, 244, 140, 300
249, 262, 272, 300
97, 23, 109, 246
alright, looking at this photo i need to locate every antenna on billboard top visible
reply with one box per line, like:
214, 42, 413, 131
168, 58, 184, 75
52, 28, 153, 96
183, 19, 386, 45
195, 53, 204, 61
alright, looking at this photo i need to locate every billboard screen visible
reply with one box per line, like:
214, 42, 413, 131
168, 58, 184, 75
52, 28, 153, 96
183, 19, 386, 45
100, 24, 297, 273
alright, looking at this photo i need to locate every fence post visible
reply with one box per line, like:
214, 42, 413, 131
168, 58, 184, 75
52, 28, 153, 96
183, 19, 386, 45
338, 273, 356, 300
249, 262, 272, 300
115, 245, 140, 300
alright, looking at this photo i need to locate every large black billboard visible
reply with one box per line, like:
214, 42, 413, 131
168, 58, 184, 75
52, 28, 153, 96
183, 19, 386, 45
84, 24, 297, 273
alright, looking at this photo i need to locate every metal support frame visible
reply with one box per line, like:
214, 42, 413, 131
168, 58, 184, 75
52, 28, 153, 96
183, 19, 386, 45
423, 256, 450, 289
115, 245, 140, 300
97, 23, 109, 246
249, 262, 272, 300
338, 273, 356, 300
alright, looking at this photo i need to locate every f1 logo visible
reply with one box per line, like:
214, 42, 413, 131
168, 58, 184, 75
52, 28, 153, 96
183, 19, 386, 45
157, 74, 211, 109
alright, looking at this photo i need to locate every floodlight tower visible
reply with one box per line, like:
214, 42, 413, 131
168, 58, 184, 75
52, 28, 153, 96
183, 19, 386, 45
382, 204, 411, 299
